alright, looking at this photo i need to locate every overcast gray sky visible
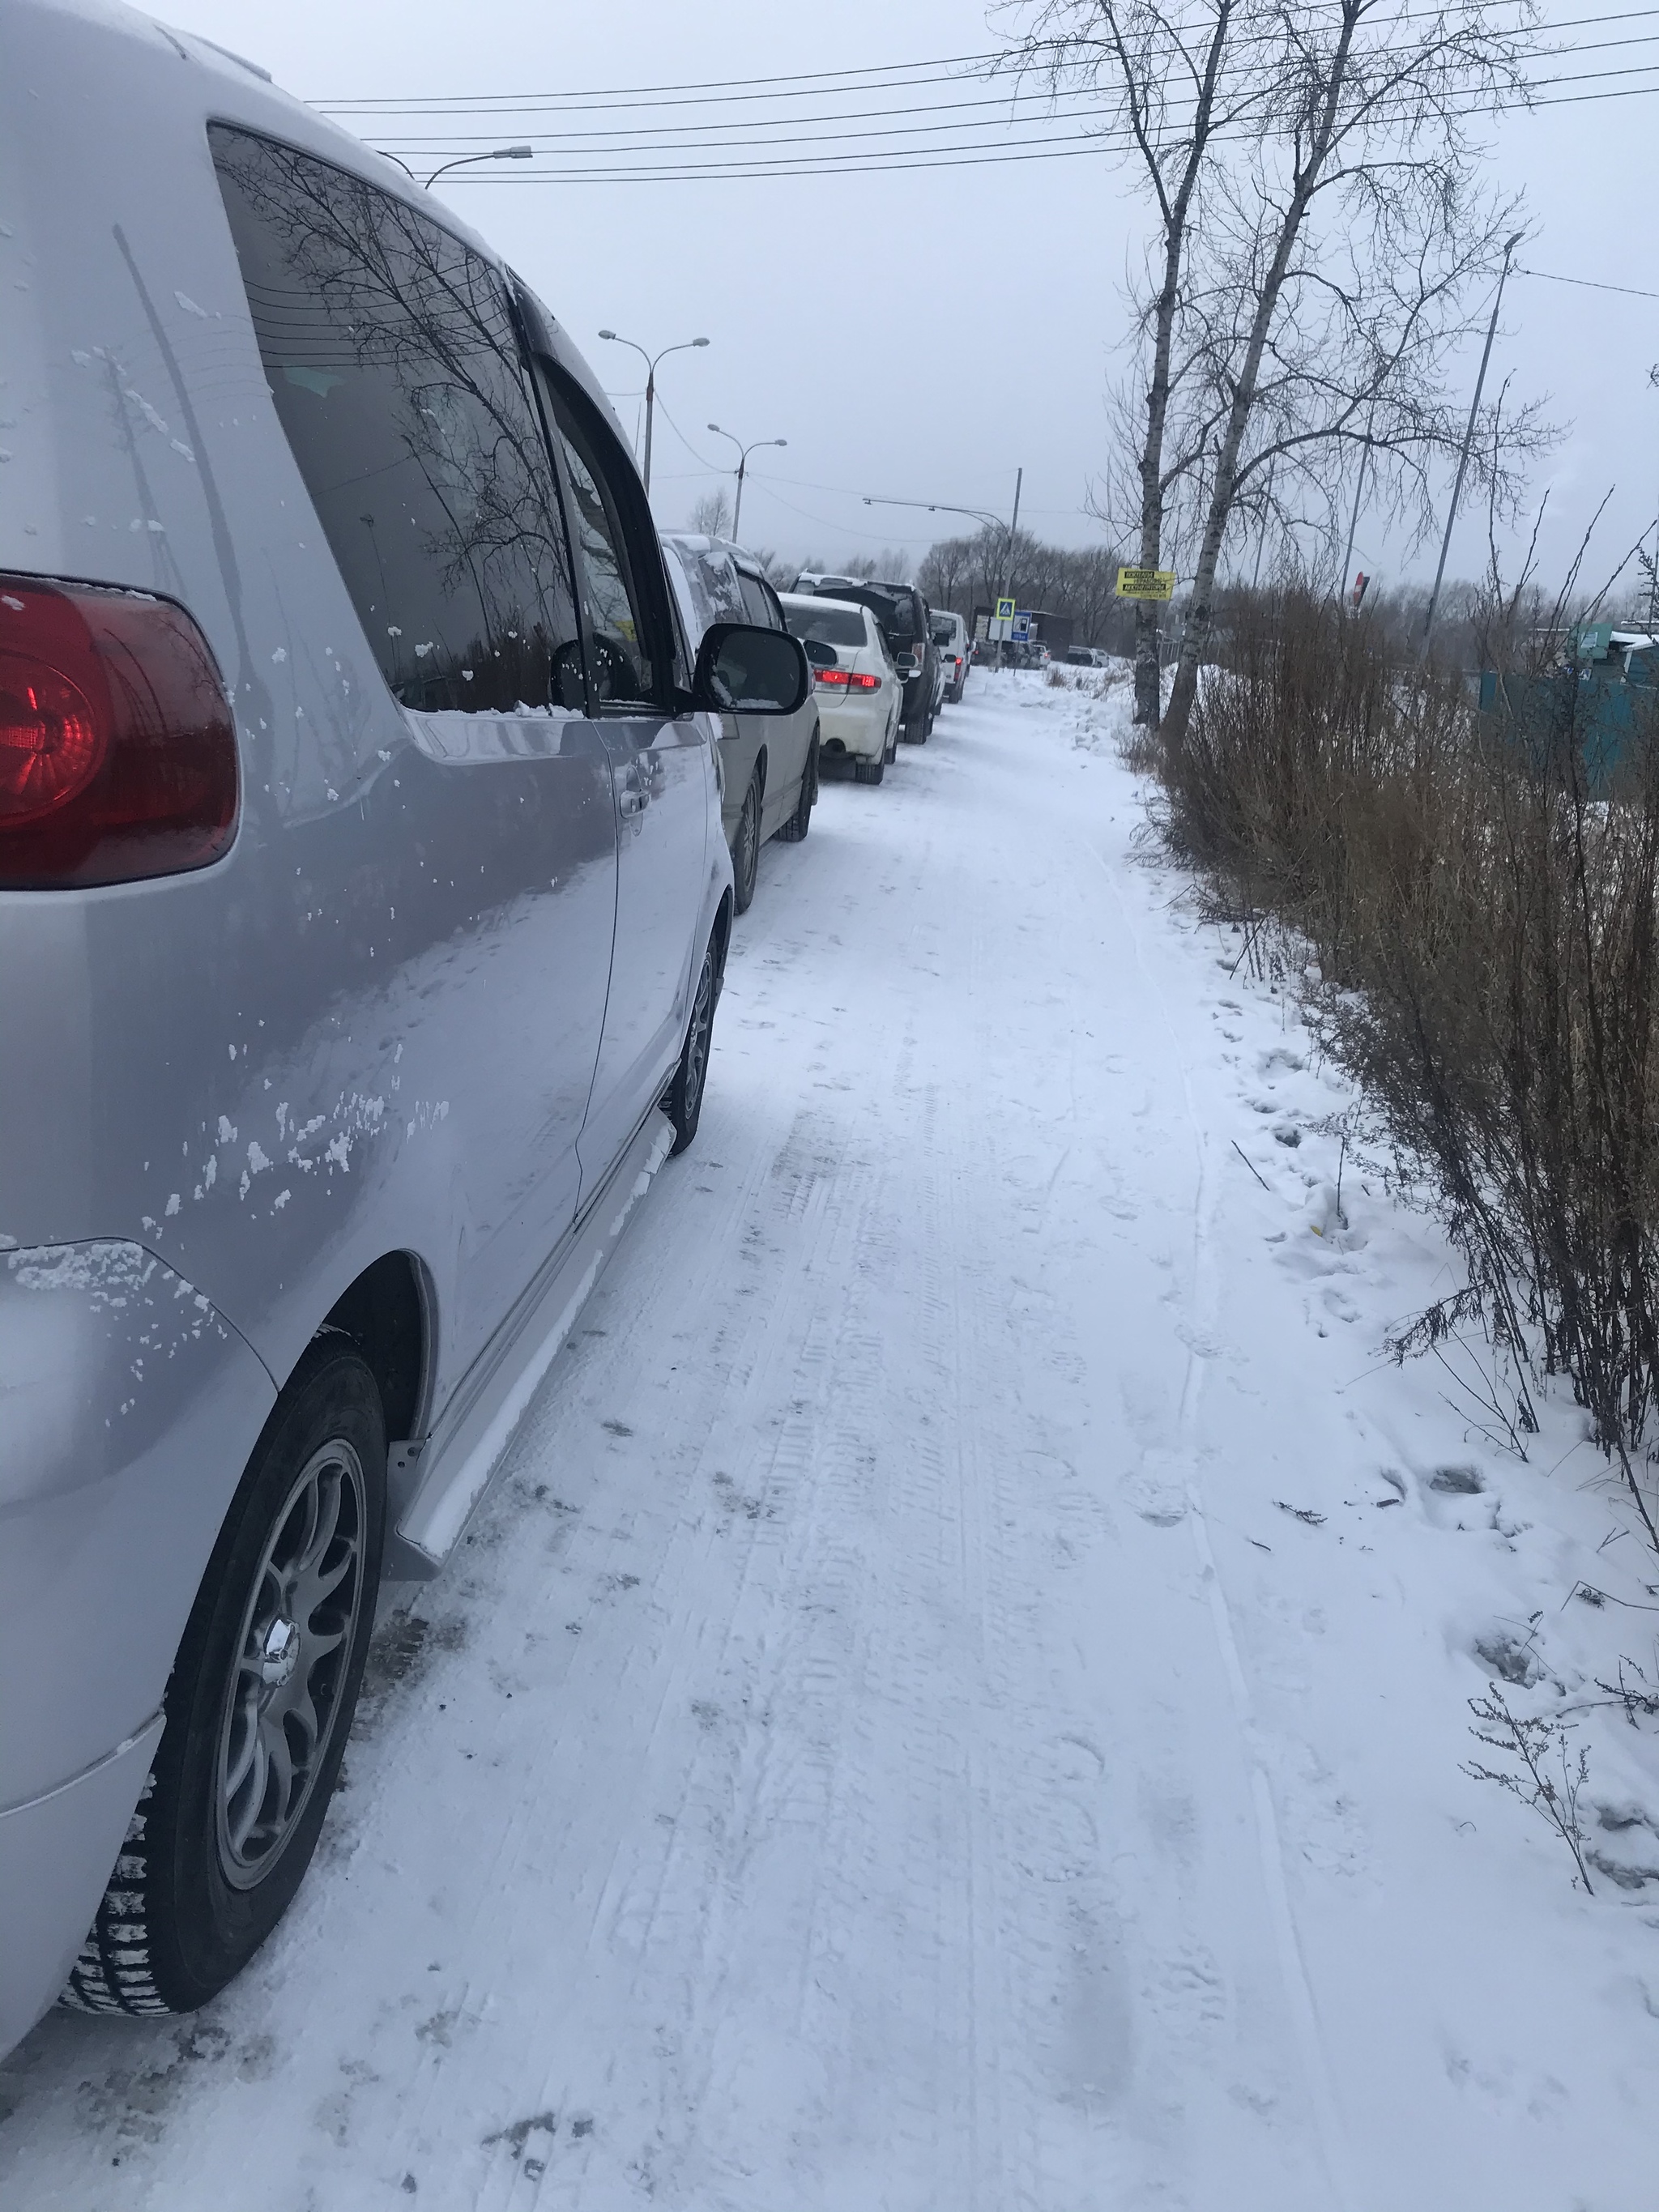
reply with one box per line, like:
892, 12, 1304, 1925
161, 0, 1657, 598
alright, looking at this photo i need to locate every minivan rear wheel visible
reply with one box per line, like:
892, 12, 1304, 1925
62, 1342, 385, 2017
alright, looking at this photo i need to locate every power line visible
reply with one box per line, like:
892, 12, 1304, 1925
1519, 264, 1659, 298
376, 71, 1659, 184
317, 46, 1017, 109
366, 28, 1659, 152
315, 3, 1650, 113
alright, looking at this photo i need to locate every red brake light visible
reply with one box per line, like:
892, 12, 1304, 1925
0, 577, 238, 889
814, 667, 881, 692
0, 660, 104, 818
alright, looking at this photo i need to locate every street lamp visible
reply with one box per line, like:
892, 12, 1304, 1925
598, 332, 710, 496
863, 476, 1024, 663
1422, 231, 1525, 656
423, 145, 534, 190
708, 425, 787, 542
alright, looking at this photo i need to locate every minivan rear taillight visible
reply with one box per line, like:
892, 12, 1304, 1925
0, 576, 237, 889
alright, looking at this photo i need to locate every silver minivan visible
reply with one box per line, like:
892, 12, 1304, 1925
0, 0, 806, 2053
661, 536, 820, 912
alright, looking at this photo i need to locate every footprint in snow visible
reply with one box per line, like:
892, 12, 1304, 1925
1124, 1471, 1188, 1525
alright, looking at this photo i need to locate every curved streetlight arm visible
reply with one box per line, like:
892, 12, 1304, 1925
862, 493, 1005, 535
862, 481, 1024, 663
706, 427, 786, 541
424, 145, 533, 189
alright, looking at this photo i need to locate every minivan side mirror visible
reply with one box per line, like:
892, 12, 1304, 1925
691, 622, 809, 716
894, 652, 918, 677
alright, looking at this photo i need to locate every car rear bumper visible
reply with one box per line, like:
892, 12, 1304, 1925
0, 1717, 164, 2051
815, 692, 889, 760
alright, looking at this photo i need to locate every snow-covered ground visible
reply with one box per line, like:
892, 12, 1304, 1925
4, 670, 1657, 2209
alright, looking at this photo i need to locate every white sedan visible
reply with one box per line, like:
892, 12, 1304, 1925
779, 595, 902, 786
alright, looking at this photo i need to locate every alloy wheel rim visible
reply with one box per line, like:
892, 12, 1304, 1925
686, 952, 714, 1111
213, 1438, 367, 1890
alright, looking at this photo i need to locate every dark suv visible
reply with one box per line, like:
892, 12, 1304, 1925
794, 576, 938, 744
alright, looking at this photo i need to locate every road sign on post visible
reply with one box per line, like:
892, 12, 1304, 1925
1115, 566, 1176, 601
990, 595, 1016, 641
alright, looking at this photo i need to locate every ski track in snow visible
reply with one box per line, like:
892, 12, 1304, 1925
4, 672, 1659, 2208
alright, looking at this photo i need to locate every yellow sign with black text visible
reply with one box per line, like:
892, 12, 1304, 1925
1115, 566, 1176, 601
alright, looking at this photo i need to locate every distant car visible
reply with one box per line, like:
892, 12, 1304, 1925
779, 594, 902, 785
663, 537, 821, 912
794, 574, 938, 744
931, 611, 970, 702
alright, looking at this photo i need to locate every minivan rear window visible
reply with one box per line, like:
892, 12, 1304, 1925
783, 604, 865, 648
210, 126, 585, 716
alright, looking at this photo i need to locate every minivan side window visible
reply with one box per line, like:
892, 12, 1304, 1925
542, 389, 666, 710
209, 126, 585, 716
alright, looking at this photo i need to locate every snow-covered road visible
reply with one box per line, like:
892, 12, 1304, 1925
3, 673, 1655, 2209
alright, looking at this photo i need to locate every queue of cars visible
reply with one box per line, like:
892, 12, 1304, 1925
0, 0, 977, 2057
664, 550, 970, 886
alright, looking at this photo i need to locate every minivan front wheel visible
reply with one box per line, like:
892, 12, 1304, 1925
62, 1342, 385, 2017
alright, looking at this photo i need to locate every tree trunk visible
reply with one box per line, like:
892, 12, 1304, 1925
1120, 0, 1235, 723
1160, 8, 1359, 748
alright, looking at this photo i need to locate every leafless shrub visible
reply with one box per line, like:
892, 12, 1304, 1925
1145, 586, 1659, 1539
1465, 1688, 1595, 1892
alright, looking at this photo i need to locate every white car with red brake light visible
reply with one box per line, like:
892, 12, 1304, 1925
778, 594, 902, 787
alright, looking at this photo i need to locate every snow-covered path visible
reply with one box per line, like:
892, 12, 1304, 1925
3, 674, 1655, 2209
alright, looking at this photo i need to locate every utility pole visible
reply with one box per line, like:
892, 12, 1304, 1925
1422, 232, 1524, 656
1340, 418, 1373, 610
998, 467, 1023, 668
1251, 461, 1277, 591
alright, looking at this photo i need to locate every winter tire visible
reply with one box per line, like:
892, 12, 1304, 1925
62, 1340, 386, 2017
663, 932, 719, 1154
854, 758, 885, 786
731, 770, 762, 914
774, 737, 817, 844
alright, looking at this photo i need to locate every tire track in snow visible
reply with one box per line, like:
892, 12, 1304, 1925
1089, 813, 1359, 2212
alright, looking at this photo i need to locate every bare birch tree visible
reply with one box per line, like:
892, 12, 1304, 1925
1006, 0, 1546, 739
1009, 0, 1270, 722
